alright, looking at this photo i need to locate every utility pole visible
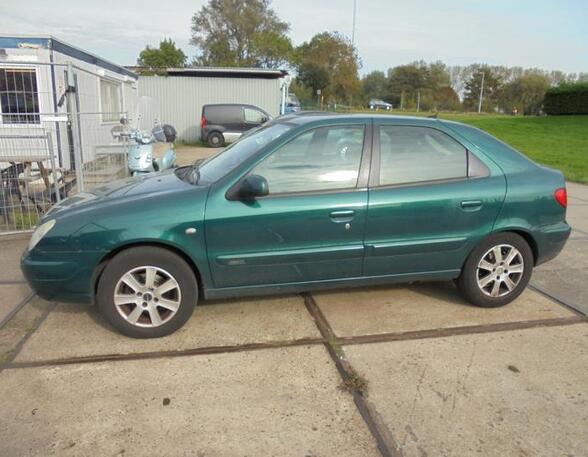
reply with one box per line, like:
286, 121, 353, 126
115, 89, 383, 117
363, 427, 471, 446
477, 71, 485, 114
352, 0, 357, 47
416, 90, 421, 112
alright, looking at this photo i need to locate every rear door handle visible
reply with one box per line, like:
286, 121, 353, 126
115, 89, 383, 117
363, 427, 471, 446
460, 200, 483, 210
329, 210, 355, 222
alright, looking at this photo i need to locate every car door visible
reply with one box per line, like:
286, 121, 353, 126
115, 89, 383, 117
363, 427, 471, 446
204, 122, 372, 289
364, 122, 506, 277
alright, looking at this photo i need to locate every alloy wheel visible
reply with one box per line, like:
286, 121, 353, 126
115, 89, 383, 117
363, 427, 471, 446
113, 266, 182, 328
476, 244, 524, 298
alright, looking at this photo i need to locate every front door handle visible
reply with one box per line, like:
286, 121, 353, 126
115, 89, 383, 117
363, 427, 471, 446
460, 200, 483, 211
329, 210, 355, 222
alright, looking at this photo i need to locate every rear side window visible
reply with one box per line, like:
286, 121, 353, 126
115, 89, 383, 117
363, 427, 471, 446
204, 105, 242, 124
378, 126, 467, 186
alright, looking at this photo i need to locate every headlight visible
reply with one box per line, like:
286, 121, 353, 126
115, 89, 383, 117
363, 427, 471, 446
28, 219, 56, 251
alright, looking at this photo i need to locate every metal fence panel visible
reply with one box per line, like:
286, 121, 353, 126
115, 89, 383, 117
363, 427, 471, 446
0, 113, 129, 233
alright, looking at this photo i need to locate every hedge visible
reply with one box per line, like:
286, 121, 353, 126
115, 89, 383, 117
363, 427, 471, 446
544, 82, 588, 115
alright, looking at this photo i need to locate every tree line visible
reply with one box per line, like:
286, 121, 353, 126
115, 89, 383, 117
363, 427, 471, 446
137, 0, 588, 114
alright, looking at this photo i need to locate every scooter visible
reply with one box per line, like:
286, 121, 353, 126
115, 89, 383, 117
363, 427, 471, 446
125, 121, 177, 176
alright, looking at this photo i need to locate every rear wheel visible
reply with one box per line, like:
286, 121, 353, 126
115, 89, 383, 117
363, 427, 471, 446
97, 247, 198, 338
456, 233, 533, 308
207, 131, 224, 148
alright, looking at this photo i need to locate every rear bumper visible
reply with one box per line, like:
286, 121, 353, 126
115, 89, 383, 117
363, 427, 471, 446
534, 221, 571, 266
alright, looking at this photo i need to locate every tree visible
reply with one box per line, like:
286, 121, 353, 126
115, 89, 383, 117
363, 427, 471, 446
297, 62, 330, 98
138, 39, 187, 68
295, 32, 361, 105
502, 73, 551, 114
190, 0, 293, 68
463, 66, 503, 112
361, 71, 388, 103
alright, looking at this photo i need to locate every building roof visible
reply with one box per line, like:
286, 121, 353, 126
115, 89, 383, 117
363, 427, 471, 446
130, 66, 287, 80
0, 35, 137, 79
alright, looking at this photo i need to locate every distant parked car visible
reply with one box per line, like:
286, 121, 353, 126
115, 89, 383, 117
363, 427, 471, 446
368, 99, 393, 110
200, 104, 271, 147
284, 93, 301, 113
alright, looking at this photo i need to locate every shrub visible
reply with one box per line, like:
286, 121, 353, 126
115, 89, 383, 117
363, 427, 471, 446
544, 82, 588, 115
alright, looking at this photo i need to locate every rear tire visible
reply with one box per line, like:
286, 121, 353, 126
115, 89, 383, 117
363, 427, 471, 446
456, 233, 533, 308
97, 246, 198, 338
207, 131, 224, 148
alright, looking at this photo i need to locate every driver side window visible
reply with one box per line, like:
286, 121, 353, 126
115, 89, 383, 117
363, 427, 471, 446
250, 125, 365, 195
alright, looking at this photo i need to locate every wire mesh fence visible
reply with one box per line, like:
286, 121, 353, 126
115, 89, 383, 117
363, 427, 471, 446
0, 112, 130, 233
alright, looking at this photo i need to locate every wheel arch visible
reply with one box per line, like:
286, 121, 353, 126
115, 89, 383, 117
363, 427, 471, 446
491, 228, 538, 265
92, 241, 205, 304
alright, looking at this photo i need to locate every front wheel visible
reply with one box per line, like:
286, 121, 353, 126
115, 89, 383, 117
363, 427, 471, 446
456, 233, 533, 308
97, 246, 198, 338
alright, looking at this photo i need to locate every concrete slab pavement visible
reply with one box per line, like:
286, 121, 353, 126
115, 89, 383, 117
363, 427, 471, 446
0, 345, 380, 457
344, 324, 588, 457
313, 284, 574, 338
15, 295, 321, 363
0, 283, 32, 327
0, 236, 28, 282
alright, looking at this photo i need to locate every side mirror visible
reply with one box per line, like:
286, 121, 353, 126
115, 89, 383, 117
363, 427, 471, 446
261, 116, 269, 123
231, 175, 269, 201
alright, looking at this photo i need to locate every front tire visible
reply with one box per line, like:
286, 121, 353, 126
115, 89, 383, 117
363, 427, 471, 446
456, 233, 533, 308
97, 247, 198, 338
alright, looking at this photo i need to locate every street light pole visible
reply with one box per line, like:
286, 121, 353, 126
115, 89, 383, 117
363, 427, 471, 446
478, 71, 485, 114
352, 0, 357, 46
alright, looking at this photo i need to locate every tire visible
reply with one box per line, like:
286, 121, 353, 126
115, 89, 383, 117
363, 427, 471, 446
456, 232, 533, 308
97, 246, 198, 338
207, 131, 224, 148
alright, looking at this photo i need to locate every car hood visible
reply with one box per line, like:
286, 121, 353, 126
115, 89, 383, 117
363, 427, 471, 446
45, 169, 205, 219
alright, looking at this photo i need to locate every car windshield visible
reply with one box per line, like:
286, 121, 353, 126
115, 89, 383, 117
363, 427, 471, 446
178, 123, 293, 184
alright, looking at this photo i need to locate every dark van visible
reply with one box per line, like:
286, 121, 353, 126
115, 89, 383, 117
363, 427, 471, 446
200, 104, 271, 147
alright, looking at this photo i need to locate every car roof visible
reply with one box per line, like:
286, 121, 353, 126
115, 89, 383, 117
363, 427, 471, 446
274, 112, 444, 128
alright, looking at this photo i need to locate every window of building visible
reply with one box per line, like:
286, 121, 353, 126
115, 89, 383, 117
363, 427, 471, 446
378, 126, 467, 186
0, 68, 40, 124
100, 79, 122, 122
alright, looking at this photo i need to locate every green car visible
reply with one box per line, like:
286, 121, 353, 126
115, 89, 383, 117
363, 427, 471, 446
21, 114, 570, 338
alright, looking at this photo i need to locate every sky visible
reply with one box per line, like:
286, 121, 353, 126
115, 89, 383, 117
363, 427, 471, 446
1, 0, 587, 74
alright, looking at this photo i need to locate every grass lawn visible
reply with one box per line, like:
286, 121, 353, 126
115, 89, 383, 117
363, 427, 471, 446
368, 111, 588, 184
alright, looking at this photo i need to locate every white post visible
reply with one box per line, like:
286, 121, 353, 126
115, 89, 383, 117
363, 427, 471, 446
478, 71, 485, 114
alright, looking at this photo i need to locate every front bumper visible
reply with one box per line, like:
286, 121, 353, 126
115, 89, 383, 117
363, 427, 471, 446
21, 249, 106, 304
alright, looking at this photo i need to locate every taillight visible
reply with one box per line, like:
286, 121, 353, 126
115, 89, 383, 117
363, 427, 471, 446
200, 115, 207, 129
554, 188, 567, 208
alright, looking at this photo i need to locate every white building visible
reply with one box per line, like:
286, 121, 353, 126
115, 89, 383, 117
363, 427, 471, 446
0, 36, 138, 170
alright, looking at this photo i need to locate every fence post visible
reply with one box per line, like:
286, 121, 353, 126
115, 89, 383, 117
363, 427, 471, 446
66, 62, 85, 192
45, 132, 61, 203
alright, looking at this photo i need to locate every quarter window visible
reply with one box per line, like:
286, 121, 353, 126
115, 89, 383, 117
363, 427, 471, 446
251, 125, 365, 194
100, 79, 122, 122
0, 68, 40, 124
378, 126, 467, 186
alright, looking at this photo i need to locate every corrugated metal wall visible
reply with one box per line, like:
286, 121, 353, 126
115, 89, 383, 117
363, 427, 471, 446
138, 76, 282, 142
